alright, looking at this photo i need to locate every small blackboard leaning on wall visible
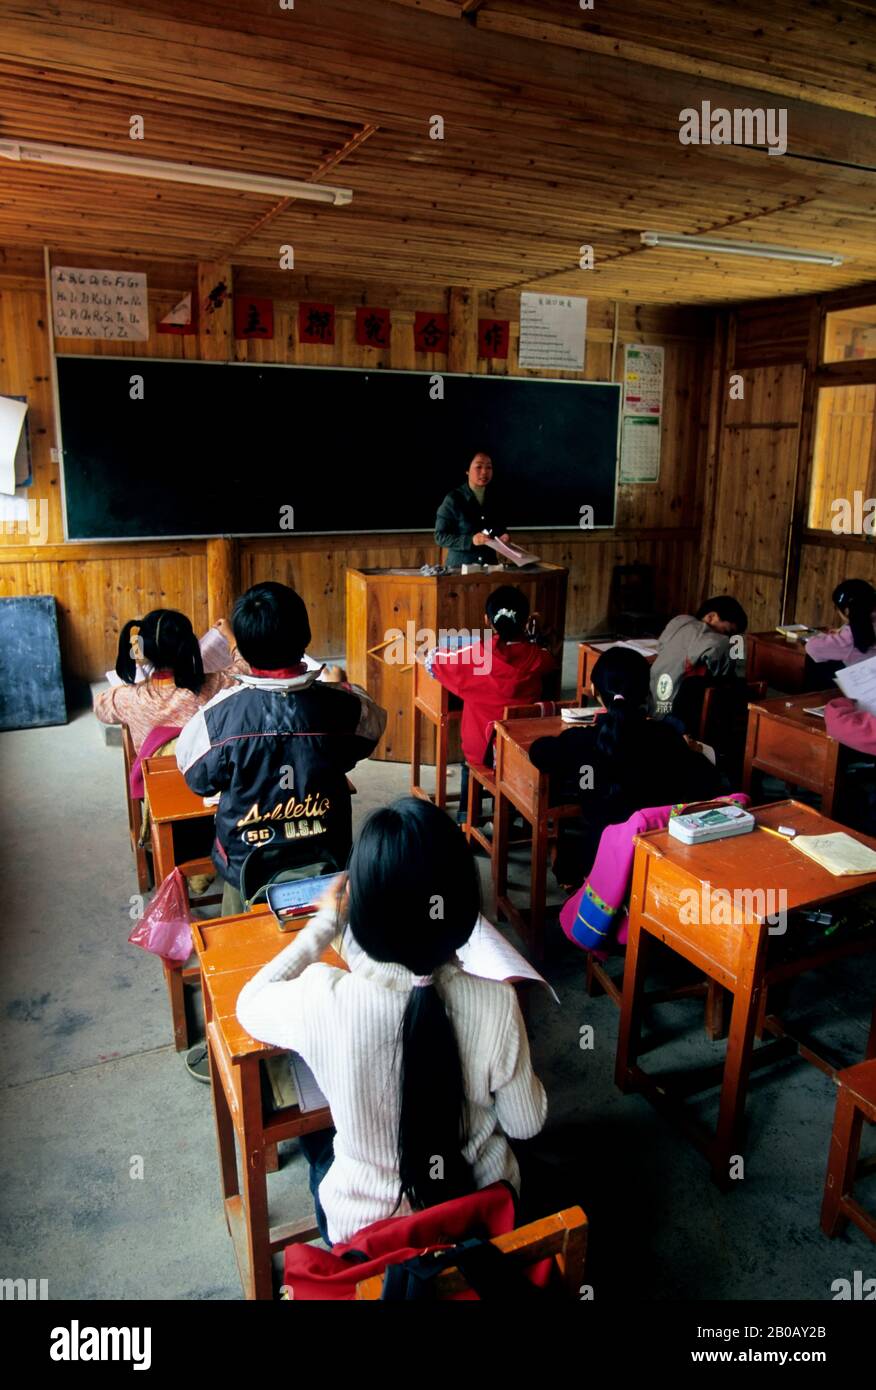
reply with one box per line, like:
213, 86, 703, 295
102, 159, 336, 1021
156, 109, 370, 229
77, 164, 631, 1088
0, 596, 68, 731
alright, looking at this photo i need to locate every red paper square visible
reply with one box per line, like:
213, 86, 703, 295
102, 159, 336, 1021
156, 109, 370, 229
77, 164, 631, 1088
355, 306, 391, 348
299, 301, 335, 345
414, 311, 449, 354
235, 295, 274, 340
478, 318, 509, 359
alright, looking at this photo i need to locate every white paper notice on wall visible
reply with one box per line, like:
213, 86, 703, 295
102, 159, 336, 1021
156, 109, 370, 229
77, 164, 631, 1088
51, 266, 149, 341
620, 415, 661, 484
0, 395, 27, 496
518, 293, 587, 371
623, 344, 664, 417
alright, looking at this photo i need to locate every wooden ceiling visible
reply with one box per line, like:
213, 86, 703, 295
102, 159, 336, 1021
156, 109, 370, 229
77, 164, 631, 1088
0, 0, 874, 304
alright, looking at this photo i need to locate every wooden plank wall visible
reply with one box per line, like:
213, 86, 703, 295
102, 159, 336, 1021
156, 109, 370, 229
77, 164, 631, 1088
703, 282, 876, 632
0, 251, 712, 682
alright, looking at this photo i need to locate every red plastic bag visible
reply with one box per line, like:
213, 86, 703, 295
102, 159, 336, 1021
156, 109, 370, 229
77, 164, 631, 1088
128, 867, 193, 963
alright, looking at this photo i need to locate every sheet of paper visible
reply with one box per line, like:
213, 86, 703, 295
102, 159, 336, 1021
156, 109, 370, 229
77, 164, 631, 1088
619, 415, 661, 483
199, 627, 232, 673
518, 292, 587, 370
590, 638, 657, 657
483, 535, 541, 567
623, 344, 664, 416
835, 653, 876, 716
0, 396, 27, 496
51, 266, 148, 341
457, 915, 559, 1002
289, 1053, 329, 1112
792, 832, 876, 876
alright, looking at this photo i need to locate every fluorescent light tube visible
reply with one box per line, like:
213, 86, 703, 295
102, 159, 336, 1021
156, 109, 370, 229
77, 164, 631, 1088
0, 139, 353, 206
640, 231, 842, 267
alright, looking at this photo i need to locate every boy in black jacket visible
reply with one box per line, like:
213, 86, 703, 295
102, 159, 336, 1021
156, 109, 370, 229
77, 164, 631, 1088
176, 582, 386, 914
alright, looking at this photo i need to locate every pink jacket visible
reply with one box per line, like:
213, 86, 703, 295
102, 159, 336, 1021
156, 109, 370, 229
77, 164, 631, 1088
823, 697, 876, 756
806, 622, 876, 667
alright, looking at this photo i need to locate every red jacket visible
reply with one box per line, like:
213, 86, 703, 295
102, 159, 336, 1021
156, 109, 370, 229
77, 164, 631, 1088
429, 636, 557, 764
824, 697, 876, 756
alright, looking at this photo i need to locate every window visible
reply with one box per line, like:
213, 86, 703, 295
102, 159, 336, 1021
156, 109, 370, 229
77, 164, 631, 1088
807, 383, 876, 531
823, 305, 876, 364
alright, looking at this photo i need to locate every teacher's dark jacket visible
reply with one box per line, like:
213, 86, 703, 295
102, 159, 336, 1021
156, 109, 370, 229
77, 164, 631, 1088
434, 483, 507, 567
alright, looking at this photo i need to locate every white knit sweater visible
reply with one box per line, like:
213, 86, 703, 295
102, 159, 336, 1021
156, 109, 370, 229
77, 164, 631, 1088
236, 907, 548, 1245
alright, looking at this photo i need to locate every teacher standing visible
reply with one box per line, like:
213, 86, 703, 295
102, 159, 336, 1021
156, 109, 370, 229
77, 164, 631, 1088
434, 452, 512, 568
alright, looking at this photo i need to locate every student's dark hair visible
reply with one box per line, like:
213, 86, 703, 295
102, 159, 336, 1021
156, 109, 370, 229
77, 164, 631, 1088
695, 595, 748, 634
591, 647, 650, 763
231, 582, 311, 669
833, 579, 876, 654
346, 797, 480, 1211
114, 609, 204, 693
485, 584, 529, 642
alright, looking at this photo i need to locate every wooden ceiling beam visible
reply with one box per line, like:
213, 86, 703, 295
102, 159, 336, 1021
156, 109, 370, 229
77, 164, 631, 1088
472, 8, 876, 120
221, 123, 379, 256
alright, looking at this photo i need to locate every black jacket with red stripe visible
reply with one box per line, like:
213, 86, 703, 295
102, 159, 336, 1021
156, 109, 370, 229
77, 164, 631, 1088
175, 667, 386, 889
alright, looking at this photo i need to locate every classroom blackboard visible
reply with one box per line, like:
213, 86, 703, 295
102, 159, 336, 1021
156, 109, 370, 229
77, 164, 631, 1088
56, 356, 620, 540
0, 595, 67, 730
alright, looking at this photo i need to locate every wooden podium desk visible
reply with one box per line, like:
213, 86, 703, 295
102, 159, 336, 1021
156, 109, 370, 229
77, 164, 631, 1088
346, 564, 567, 763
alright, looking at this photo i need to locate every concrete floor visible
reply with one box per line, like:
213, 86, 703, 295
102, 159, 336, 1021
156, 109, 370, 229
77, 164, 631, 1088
1, 650, 874, 1301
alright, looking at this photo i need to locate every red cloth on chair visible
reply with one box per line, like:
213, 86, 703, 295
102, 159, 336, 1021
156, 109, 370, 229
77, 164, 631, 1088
129, 724, 182, 799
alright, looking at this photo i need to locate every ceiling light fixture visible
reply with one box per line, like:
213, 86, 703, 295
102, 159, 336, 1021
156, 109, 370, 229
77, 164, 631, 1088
0, 139, 353, 206
640, 230, 842, 267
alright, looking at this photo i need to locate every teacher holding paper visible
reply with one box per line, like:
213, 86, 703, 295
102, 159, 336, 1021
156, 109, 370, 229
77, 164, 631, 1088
434, 452, 512, 568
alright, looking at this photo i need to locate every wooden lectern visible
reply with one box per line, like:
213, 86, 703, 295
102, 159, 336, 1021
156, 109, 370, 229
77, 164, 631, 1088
346, 564, 568, 762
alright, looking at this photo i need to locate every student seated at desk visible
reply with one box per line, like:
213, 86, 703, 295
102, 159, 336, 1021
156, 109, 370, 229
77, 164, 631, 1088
805, 580, 876, 673
427, 585, 557, 822
236, 797, 547, 1247
530, 648, 718, 885
820, 694, 876, 837
176, 582, 386, 915
649, 594, 748, 730
93, 609, 248, 752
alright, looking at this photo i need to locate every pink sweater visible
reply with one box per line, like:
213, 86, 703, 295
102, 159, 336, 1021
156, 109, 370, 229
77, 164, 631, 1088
806, 622, 876, 668
824, 697, 876, 756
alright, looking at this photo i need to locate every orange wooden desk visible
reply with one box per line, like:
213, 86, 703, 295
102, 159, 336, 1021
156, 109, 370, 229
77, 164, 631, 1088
142, 760, 218, 1050
410, 657, 462, 810
493, 715, 581, 961
142, 760, 216, 885
576, 640, 656, 703
745, 631, 812, 693
616, 800, 876, 1186
743, 691, 850, 818
193, 907, 342, 1301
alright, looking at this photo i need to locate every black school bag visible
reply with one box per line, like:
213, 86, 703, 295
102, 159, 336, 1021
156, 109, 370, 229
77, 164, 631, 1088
238, 840, 341, 911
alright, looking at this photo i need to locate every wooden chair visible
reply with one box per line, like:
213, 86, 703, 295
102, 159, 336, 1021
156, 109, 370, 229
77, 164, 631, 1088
465, 700, 576, 858
121, 724, 151, 893
698, 679, 767, 785
354, 1205, 588, 1300
410, 657, 462, 811
821, 1058, 876, 1245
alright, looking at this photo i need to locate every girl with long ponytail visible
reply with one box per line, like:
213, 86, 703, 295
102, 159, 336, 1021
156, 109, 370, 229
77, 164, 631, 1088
236, 796, 547, 1245
94, 606, 247, 752
806, 579, 876, 669
530, 647, 718, 885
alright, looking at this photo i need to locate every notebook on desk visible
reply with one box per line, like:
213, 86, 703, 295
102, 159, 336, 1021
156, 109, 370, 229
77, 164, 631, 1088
791, 832, 876, 877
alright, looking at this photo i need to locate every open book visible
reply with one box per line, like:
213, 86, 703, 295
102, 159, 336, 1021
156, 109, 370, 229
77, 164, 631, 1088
457, 916, 559, 1002
483, 535, 541, 568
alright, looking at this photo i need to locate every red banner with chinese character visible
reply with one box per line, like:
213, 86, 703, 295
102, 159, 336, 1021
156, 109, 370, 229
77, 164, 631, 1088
478, 318, 510, 359
355, 306, 391, 348
299, 301, 335, 345
414, 311, 449, 354
234, 295, 274, 340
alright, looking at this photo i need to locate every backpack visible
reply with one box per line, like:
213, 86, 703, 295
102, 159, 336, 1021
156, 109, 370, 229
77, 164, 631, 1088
281, 1181, 552, 1301
238, 840, 341, 911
